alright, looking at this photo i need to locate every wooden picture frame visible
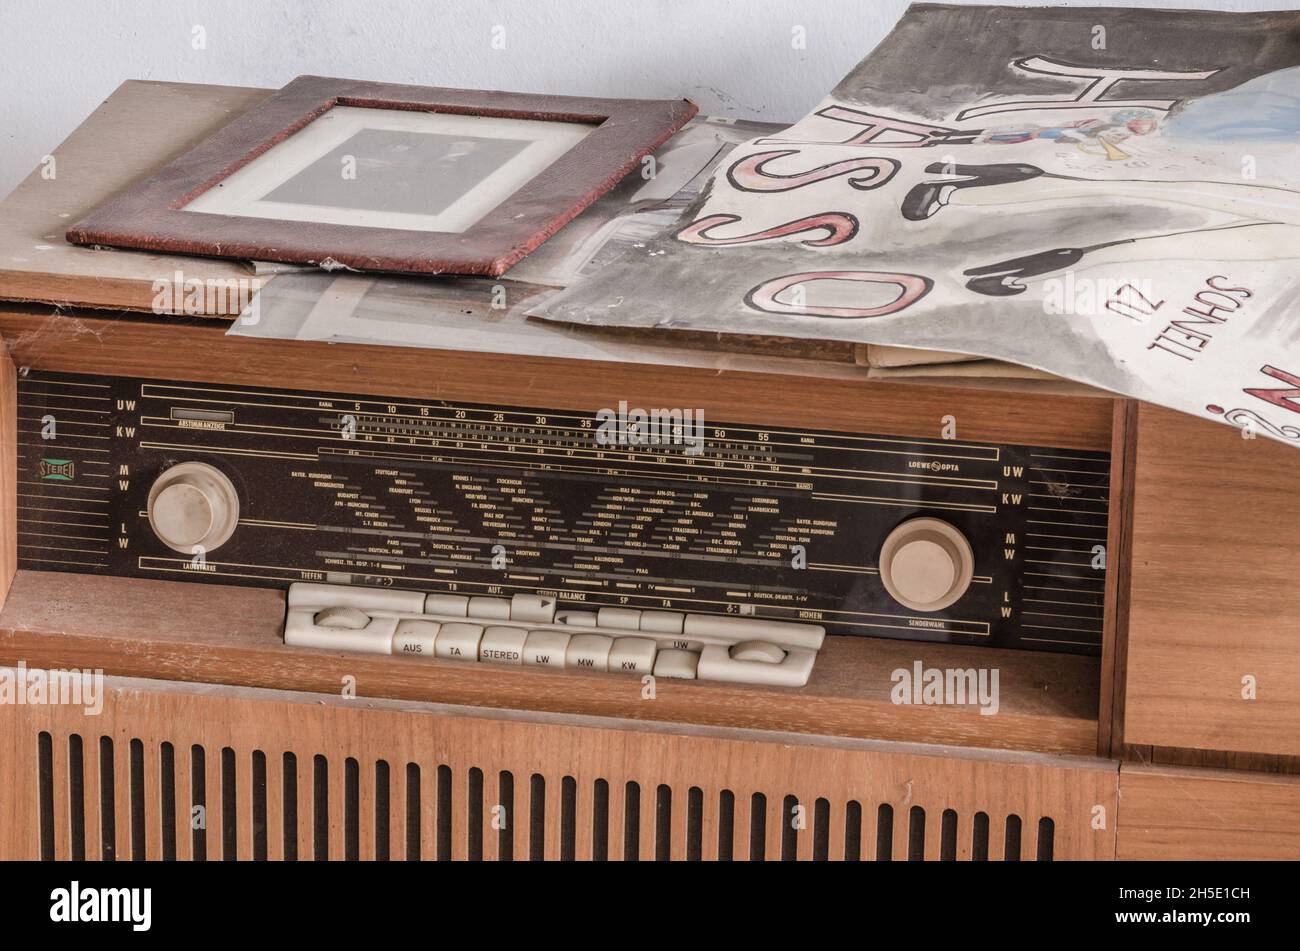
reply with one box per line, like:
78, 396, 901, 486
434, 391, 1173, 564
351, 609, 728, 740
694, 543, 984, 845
65, 75, 696, 276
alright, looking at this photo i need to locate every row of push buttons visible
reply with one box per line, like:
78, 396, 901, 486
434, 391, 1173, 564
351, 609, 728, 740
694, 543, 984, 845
284, 583, 826, 686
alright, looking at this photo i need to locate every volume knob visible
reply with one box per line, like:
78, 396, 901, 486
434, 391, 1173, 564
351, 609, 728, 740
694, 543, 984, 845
147, 462, 240, 554
879, 517, 974, 612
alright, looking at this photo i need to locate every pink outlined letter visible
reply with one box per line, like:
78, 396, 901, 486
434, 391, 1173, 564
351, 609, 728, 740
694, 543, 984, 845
727, 149, 900, 192
745, 270, 933, 319
956, 57, 1220, 120
676, 213, 859, 248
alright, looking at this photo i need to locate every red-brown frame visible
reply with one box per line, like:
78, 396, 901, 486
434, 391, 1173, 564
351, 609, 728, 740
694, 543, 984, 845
66, 75, 697, 277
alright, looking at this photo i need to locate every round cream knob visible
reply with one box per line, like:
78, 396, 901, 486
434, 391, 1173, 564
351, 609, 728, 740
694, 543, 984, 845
147, 462, 240, 554
879, 517, 974, 612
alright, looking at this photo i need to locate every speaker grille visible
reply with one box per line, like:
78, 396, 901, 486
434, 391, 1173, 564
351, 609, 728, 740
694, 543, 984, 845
5, 675, 1113, 861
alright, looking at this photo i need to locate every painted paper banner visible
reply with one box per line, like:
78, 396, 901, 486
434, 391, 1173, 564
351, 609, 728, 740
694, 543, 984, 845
535, 3, 1300, 448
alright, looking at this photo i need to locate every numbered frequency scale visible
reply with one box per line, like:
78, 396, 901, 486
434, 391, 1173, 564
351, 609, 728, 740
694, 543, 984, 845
15, 370, 1109, 654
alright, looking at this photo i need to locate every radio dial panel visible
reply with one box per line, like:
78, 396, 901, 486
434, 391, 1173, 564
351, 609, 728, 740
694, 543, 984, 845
16, 371, 1111, 655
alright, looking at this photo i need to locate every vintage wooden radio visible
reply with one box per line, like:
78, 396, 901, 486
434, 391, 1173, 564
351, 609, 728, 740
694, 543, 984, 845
0, 77, 1296, 864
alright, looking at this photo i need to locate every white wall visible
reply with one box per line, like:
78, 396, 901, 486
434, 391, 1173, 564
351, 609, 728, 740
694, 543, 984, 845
0, 0, 1294, 198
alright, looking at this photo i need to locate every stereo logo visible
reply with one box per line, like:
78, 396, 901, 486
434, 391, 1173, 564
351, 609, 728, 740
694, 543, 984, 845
38, 458, 75, 481
49, 882, 151, 932
890, 661, 1000, 716
594, 401, 705, 456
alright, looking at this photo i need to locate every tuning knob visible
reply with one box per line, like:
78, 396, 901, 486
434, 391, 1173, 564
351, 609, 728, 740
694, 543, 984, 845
147, 462, 240, 554
879, 517, 974, 612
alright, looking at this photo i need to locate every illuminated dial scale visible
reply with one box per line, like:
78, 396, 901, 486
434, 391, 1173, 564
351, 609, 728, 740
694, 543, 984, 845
15, 372, 1111, 654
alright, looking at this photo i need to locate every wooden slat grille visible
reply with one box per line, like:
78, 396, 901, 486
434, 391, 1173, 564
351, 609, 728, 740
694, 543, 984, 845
0, 672, 1117, 861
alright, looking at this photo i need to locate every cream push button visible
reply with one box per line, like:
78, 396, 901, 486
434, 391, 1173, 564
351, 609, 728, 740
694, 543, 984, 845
598, 607, 642, 630
555, 611, 599, 628
285, 609, 395, 654
511, 594, 557, 624
566, 634, 613, 671
424, 593, 469, 616
608, 637, 657, 674
147, 462, 240, 554
522, 630, 569, 668
696, 644, 816, 686
639, 611, 684, 635
878, 517, 975, 612
435, 623, 483, 660
392, 619, 440, 657
468, 597, 511, 620
653, 649, 699, 680
479, 626, 526, 665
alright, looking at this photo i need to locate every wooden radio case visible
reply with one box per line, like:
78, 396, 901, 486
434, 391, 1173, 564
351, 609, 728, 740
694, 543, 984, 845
0, 80, 1296, 862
